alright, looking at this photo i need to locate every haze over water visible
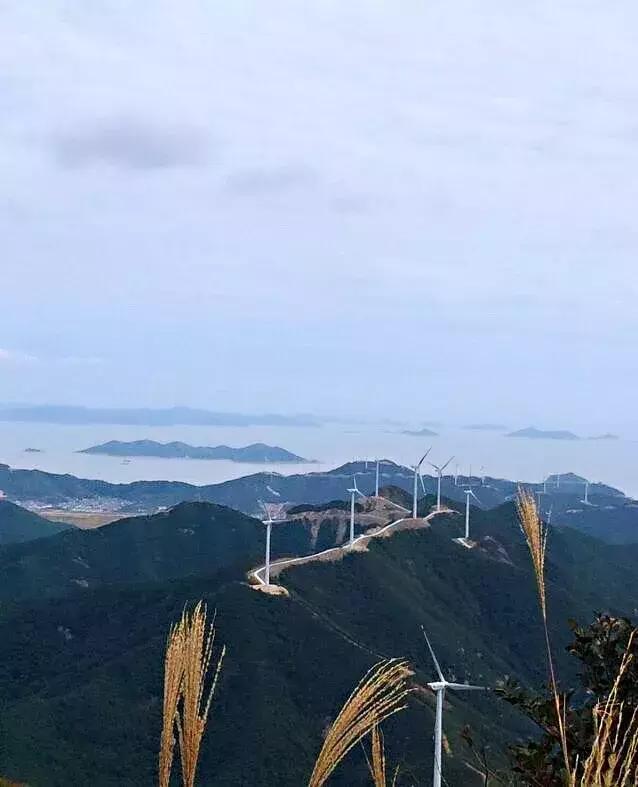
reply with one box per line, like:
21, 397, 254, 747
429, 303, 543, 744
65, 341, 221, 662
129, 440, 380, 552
1, 421, 636, 498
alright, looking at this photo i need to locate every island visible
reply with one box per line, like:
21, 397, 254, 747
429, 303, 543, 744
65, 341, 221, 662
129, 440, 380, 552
401, 427, 439, 437
506, 427, 580, 441
587, 433, 620, 441
78, 440, 309, 463
24, 447, 43, 453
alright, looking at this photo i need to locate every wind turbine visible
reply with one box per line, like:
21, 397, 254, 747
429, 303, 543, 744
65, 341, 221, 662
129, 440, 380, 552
261, 507, 275, 586
422, 628, 485, 787
462, 486, 481, 542
583, 480, 590, 505
375, 459, 381, 497
429, 456, 454, 512
412, 448, 431, 519
347, 476, 366, 546
546, 505, 553, 525
454, 462, 459, 486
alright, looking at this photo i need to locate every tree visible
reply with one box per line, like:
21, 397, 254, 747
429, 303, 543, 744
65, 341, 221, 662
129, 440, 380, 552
497, 614, 638, 785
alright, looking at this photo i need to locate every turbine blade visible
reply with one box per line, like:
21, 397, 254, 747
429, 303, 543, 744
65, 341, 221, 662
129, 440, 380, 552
419, 472, 427, 496
441, 456, 454, 472
469, 489, 482, 504
421, 626, 445, 682
417, 447, 432, 468
446, 683, 486, 691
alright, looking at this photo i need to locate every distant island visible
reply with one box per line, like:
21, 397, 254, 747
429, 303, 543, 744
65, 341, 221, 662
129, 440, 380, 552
587, 433, 620, 441
401, 427, 439, 437
506, 427, 580, 441
0, 404, 319, 428
24, 448, 43, 453
79, 440, 310, 463
464, 423, 508, 432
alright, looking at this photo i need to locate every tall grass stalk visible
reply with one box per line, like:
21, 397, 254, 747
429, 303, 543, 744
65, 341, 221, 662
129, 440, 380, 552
176, 602, 225, 787
159, 616, 186, 787
516, 487, 571, 782
364, 724, 400, 787
307, 659, 410, 787
577, 631, 638, 785
159, 602, 225, 787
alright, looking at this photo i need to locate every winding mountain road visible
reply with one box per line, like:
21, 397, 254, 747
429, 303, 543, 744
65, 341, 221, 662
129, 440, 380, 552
249, 505, 451, 587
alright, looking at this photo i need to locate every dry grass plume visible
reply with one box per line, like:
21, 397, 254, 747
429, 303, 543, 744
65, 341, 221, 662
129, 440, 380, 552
578, 631, 638, 786
307, 659, 410, 787
159, 602, 225, 787
516, 487, 571, 780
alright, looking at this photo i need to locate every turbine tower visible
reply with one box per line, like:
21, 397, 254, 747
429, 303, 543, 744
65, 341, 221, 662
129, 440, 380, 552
429, 456, 454, 512
422, 628, 485, 787
347, 476, 365, 546
261, 507, 275, 586
583, 480, 590, 505
375, 459, 380, 497
463, 486, 481, 541
412, 448, 431, 519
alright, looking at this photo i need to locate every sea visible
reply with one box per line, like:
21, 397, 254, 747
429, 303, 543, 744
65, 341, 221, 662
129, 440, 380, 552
1, 421, 637, 498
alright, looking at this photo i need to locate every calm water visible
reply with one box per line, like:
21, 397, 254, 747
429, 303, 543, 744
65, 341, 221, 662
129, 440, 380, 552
0, 422, 637, 497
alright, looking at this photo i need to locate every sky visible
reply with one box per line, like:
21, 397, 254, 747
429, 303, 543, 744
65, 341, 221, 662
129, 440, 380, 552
2, 1, 638, 429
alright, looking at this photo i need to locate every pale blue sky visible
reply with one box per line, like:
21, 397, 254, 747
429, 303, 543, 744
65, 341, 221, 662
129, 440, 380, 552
2, 1, 638, 427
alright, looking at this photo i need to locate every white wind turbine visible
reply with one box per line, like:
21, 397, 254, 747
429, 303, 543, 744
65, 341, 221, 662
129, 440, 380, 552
261, 507, 275, 586
412, 448, 431, 519
422, 628, 485, 787
583, 480, 590, 505
461, 486, 481, 544
429, 456, 454, 512
375, 459, 381, 497
347, 476, 366, 547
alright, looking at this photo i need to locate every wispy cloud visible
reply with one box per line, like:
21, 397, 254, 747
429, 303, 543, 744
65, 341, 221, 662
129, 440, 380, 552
223, 164, 317, 196
52, 117, 208, 170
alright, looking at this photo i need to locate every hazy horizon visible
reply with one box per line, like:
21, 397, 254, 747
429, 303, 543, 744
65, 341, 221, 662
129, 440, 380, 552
3, 2, 638, 426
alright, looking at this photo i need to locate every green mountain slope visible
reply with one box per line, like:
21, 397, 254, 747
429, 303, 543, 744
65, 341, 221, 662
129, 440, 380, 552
0, 502, 262, 602
0, 500, 70, 545
0, 500, 636, 785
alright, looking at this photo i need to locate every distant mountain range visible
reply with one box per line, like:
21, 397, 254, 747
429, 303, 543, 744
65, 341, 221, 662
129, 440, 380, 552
78, 440, 309, 463
1, 460, 636, 544
0, 404, 319, 427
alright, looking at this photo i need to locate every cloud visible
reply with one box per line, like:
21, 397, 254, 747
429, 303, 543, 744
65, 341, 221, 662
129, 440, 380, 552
52, 117, 207, 170
223, 165, 317, 196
